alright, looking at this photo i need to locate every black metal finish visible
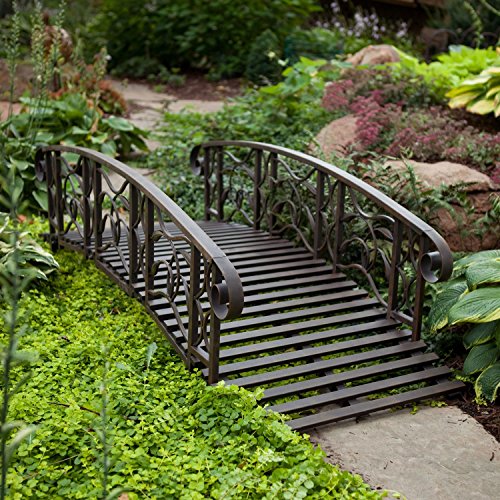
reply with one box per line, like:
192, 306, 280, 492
36, 143, 462, 430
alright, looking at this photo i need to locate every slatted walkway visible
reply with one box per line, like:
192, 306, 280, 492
63, 220, 462, 431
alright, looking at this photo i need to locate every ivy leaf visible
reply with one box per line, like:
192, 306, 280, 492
463, 342, 498, 375
475, 362, 500, 402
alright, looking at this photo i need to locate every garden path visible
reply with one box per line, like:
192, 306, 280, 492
108, 78, 500, 500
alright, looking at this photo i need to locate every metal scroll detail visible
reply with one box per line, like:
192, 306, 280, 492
36, 146, 244, 384
191, 141, 453, 340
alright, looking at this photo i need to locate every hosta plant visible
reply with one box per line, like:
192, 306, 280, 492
428, 250, 500, 402
447, 63, 500, 117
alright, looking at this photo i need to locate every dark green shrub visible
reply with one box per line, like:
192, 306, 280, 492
89, 0, 319, 77
245, 30, 283, 85
284, 27, 342, 64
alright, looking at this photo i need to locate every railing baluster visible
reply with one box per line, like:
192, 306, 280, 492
332, 182, 345, 272
82, 158, 91, 257
53, 151, 64, 242
44, 151, 58, 251
129, 185, 139, 288
203, 147, 211, 221
208, 265, 221, 384
216, 146, 224, 221
93, 161, 102, 259
412, 235, 430, 341
253, 150, 262, 230
386, 219, 403, 321
268, 152, 278, 234
187, 246, 201, 370
314, 171, 325, 259
144, 198, 155, 304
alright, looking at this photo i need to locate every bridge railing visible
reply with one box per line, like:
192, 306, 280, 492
36, 146, 244, 383
191, 140, 453, 340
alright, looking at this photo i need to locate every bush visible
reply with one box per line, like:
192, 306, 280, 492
1, 250, 385, 498
88, 0, 318, 78
245, 30, 283, 85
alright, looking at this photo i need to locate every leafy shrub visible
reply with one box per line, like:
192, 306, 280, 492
284, 27, 342, 64
447, 62, 500, 117
245, 30, 283, 85
393, 45, 500, 98
428, 251, 500, 402
88, 0, 318, 78
322, 75, 500, 181
0, 214, 58, 284
0, 250, 385, 498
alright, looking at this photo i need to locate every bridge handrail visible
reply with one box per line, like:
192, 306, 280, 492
191, 140, 454, 339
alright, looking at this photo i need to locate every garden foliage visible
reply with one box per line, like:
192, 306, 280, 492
428, 251, 500, 402
0, 250, 384, 499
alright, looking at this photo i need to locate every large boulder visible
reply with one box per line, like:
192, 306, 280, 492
312, 114, 358, 157
383, 160, 499, 252
346, 45, 400, 66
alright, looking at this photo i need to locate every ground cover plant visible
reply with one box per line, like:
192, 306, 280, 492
0, 245, 386, 499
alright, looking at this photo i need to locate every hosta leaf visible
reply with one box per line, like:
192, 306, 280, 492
459, 74, 491, 85
454, 250, 500, 272
463, 321, 499, 349
448, 91, 482, 108
475, 362, 500, 401
495, 101, 500, 118
427, 279, 468, 332
446, 85, 482, 98
463, 342, 498, 374
485, 85, 500, 98
485, 66, 500, 75
465, 259, 500, 289
467, 98, 496, 115
449, 287, 500, 325
104, 116, 134, 132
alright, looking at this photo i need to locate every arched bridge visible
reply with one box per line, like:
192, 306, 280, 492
35, 141, 463, 431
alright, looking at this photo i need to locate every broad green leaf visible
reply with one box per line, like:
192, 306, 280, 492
485, 66, 500, 75
495, 101, 500, 118
446, 85, 482, 98
467, 98, 496, 115
427, 279, 468, 332
463, 342, 498, 374
104, 116, 134, 132
449, 287, 500, 324
459, 74, 492, 86
454, 250, 500, 272
475, 362, 500, 401
448, 91, 482, 108
465, 259, 500, 289
485, 85, 500, 98
463, 321, 499, 349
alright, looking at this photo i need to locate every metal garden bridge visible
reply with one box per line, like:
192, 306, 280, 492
35, 141, 463, 431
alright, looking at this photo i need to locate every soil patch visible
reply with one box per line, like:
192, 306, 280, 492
162, 71, 244, 101
445, 355, 500, 443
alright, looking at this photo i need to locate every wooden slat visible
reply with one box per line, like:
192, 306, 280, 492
222, 341, 427, 387
288, 381, 465, 431
214, 330, 411, 377
260, 352, 439, 401
269, 366, 452, 414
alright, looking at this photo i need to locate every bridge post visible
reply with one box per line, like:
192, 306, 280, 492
208, 266, 222, 384
129, 185, 139, 288
411, 235, 429, 342
81, 158, 92, 257
53, 151, 64, 250
187, 246, 201, 370
92, 160, 102, 259
313, 171, 325, 259
267, 152, 278, 234
253, 150, 262, 230
386, 219, 403, 323
144, 198, 155, 304
44, 151, 58, 251
332, 183, 345, 272
216, 146, 224, 221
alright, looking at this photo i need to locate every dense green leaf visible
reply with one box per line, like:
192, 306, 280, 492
427, 279, 468, 331
449, 288, 500, 324
475, 362, 500, 401
463, 342, 498, 375
465, 258, 500, 289
463, 321, 499, 349
454, 250, 500, 272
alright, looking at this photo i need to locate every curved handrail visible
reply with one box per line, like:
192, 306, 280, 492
191, 140, 454, 283
36, 145, 244, 320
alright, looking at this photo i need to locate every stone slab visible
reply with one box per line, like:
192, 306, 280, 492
167, 99, 225, 114
310, 405, 500, 500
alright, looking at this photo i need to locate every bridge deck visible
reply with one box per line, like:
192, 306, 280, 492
62, 220, 462, 430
